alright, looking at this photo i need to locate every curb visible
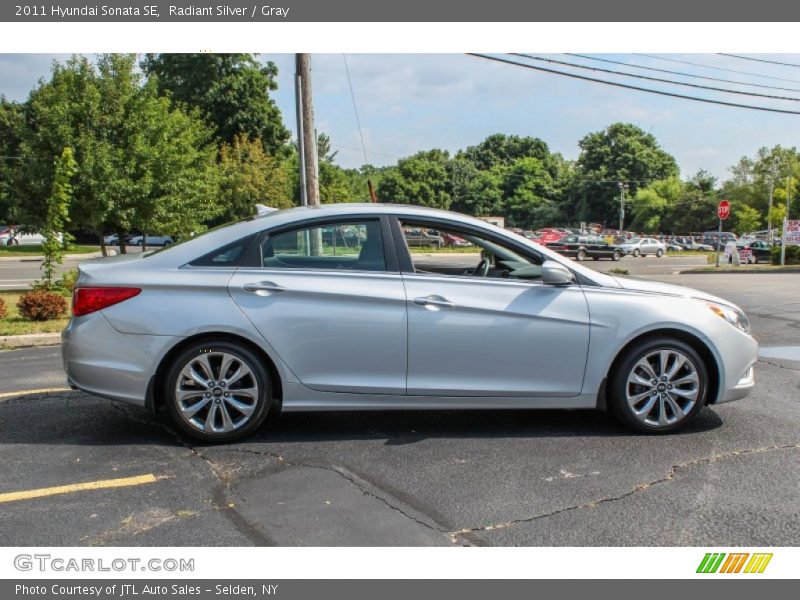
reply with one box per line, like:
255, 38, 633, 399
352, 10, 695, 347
678, 268, 800, 275
0, 332, 61, 349
0, 251, 104, 262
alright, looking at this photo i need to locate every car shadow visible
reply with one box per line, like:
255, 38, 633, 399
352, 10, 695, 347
0, 391, 724, 448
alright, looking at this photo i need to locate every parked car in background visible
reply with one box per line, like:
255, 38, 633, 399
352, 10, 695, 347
702, 231, 738, 250
0, 227, 59, 246
546, 235, 624, 261
440, 232, 472, 247
618, 237, 666, 257
732, 239, 771, 264
403, 228, 443, 248
127, 234, 174, 247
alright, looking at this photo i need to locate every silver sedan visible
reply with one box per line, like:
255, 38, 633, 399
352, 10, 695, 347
62, 204, 757, 442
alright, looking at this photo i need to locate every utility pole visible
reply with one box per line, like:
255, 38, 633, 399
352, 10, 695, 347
767, 173, 775, 244
781, 173, 792, 266
295, 54, 320, 207
618, 182, 628, 233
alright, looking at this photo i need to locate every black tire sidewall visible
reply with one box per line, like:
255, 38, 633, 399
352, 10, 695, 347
608, 337, 708, 433
165, 340, 272, 443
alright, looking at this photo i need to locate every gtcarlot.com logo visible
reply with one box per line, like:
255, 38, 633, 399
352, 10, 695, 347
14, 554, 195, 573
696, 552, 773, 574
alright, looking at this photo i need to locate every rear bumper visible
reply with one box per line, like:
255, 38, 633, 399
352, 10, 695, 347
62, 312, 180, 408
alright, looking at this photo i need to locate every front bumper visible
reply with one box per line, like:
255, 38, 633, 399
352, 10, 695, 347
708, 324, 758, 404
62, 312, 180, 407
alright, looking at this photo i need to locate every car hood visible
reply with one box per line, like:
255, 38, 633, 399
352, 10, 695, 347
612, 276, 739, 309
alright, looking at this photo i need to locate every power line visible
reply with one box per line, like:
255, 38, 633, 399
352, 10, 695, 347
719, 53, 800, 69
635, 53, 800, 85
342, 54, 370, 167
567, 53, 800, 94
513, 53, 800, 102
468, 53, 800, 115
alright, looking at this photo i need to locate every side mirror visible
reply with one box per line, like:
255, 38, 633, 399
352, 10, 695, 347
541, 260, 574, 286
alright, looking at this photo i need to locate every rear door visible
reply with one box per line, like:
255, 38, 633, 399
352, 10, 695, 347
228, 216, 408, 395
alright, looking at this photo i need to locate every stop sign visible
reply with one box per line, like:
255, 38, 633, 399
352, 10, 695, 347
718, 200, 730, 220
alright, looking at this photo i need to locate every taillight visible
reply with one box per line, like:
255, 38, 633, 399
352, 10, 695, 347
72, 287, 141, 317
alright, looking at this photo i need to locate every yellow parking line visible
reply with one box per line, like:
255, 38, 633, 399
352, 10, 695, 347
0, 474, 159, 504
0, 387, 71, 399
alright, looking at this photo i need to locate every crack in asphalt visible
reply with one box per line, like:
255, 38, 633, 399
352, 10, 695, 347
209, 446, 457, 544
108, 403, 272, 546
447, 443, 800, 542
758, 358, 800, 372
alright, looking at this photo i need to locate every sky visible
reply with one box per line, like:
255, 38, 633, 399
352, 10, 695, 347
2, 53, 800, 181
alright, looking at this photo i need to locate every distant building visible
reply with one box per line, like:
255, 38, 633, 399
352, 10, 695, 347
478, 216, 505, 228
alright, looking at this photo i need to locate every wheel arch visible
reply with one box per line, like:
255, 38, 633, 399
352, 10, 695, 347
596, 328, 721, 412
146, 332, 284, 413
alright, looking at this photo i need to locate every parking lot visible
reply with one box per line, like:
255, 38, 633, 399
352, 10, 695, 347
0, 259, 798, 546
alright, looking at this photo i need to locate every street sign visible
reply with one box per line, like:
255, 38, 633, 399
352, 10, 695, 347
717, 200, 730, 220
785, 220, 800, 246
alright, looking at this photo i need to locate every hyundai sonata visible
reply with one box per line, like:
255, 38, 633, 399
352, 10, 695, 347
62, 204, 757, 442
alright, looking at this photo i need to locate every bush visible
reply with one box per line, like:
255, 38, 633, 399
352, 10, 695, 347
59, 268, 80, 292
771, 245, 800, 265
17, 290, 68, 321
0, 297, 6, 319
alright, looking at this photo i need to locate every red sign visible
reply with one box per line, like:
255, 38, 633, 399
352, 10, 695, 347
718, 200, 730, 220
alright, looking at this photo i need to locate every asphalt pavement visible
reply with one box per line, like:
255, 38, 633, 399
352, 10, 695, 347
0, 264, 797, 546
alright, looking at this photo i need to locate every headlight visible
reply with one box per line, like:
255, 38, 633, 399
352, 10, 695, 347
706, 302, 751, 334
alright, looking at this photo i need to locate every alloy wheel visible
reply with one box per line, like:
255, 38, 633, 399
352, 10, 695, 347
174, 351, 260, 434
624, 349, 700, 427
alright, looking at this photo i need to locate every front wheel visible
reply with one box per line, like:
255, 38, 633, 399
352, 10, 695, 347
608, 337, 707, 433
612, 251, 622, 261
576, 249, 587, 261
165, 340, 273, 442
632, 249, 641, 257
656, 249, 664, 258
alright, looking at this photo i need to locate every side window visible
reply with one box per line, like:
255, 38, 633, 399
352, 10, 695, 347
189, 235, 255, 268
260, 220, 386, 272
399, 221, 542, 281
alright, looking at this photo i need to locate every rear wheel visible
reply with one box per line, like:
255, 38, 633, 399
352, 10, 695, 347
165, 340, 272, 442
608, 337, 708, 433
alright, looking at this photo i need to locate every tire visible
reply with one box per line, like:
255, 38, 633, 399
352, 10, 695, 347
608, 337, 708, 433
612, 251, 622, 261
656, 249, 664, 258
632, 249, 641, 257
136, 240, 143, 246
7, 238, 18, 246
592, 256, 599, 261
165, 340, 273, 443
577, 249, 587, 261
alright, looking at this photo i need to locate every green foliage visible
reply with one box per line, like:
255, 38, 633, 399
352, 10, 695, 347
574, 123, 679, 225
0, 98, 24, 223
217, 135, 292, 222
768, 204, 787, 227
39, 147, 76, 289
377, 150, 452, 209
17, 290, 68, 321
771, 244, 800, 265
12, 54, 221, 244
734, 204, 762, 235
141, 54, 290, 155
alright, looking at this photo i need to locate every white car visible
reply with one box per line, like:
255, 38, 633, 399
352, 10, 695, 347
619, 238, 666, 257
0, 229, 60, 246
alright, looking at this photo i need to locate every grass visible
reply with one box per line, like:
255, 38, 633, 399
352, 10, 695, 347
666, 250, 715, 258
0, 244, 99, 257
0, 291, 69, 336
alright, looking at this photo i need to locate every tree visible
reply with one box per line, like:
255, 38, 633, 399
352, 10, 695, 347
0, 98, 23, 223
13, 54, 222, 253
458, 134, 550, 170
40, 147, 76, 289
377, 150, 452, 209
141, 54, 290, 155
217, 135, 292, 223
629, 177, 682, 233
734, 204, 761, 235
574, 123, 679, 225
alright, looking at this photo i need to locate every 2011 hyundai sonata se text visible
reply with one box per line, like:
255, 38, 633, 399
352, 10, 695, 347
62, 204, 758, 442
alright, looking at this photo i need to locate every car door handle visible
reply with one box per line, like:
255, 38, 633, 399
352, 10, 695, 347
243, 281, 286, 294
413, 295, 455, 309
